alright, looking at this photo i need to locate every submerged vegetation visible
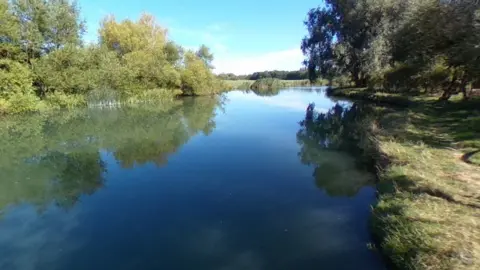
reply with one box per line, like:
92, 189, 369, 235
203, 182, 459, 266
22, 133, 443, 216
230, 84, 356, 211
0, 0, 225, 114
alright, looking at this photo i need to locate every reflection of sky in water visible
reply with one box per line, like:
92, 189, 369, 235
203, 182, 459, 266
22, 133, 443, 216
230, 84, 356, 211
0, 89, 384, 270
226, 88, 338, 113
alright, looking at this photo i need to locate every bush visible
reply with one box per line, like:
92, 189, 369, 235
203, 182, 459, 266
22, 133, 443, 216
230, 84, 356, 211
332, 76, 353, 88
250, 78, 284, 91
125, 88, 182, 104
420, 59, 451, 93
0, 59, 34, 97
4, 93, 41, 114
44, 92, 86, 109
383, 64, 420, 92
32, 46, 99, 95
181, 52, 222, 95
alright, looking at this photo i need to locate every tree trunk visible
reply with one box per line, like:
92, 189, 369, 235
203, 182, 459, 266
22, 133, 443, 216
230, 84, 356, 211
439, 73, 457, 101
460, 76, 469, 100
352, 74, 367, 87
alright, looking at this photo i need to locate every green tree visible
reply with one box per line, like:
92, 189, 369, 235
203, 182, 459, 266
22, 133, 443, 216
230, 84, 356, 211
99, 13, 166, 56
181, 51, 221, 95
196, 44, 214, 69
0, 0, 24, 60
32, 45, 97, 95
12, 0, 84, 61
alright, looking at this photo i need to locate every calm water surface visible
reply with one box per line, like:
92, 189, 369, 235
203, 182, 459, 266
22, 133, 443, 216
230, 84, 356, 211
0, 88, 384, 270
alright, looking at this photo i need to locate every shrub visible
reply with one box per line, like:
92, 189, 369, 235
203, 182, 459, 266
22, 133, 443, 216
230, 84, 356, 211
332, 76, 353, 88
181, 52, 221, 95
125, 88, 182, 104
250, 78, 284, 91
420, 59, 451, 93
0, 59, 34, 97
45, 92, 86, 109
383, 64, 420, 92
32, 46, 99, 95
5, 93, 41, 114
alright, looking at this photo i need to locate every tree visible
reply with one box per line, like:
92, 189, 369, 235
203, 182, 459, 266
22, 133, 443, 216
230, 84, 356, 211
0, 59, 33, 97
32, 45, 97, 95
0, 0, 24, 60
0, 2, 225, 114
99, 13, 166, 56
195, 44, 214, 69
11, 0, 84, 61
390, 0, 480, 99
302, 0, 408, 87
181, 51, 223, 95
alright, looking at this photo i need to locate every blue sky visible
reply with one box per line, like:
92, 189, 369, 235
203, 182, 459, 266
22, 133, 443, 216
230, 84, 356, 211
78, 0, 324, 74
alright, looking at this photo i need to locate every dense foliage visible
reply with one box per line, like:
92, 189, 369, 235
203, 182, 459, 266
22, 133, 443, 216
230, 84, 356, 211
302, 0, 480, 99
0, 0, 225, 114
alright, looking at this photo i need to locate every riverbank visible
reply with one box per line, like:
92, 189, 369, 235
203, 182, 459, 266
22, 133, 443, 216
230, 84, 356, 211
0, 86, 231, 115
328, 88, 480, 269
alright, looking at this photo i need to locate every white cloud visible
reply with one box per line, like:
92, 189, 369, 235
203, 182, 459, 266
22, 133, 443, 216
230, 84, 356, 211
213, 48, 304, 75
164, 23, 304, 75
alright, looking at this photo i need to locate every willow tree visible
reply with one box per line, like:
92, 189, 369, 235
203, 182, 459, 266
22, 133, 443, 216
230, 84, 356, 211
11, 0, 84, 61
196, 44, 214, 69
98, 13, 182, 94
99, 13, 167, 55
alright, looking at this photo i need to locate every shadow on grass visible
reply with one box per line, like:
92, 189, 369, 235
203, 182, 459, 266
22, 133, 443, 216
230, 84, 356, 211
462, 150, 480, 166
330, 88, 480, 150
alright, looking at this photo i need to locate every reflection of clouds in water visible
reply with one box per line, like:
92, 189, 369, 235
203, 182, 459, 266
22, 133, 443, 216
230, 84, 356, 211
187, 225, 264, 270
189, 227, 228, 256
296, 207, 354, 253
187, 206, 360, 269
219, 251, 264, 270
263, 206, 357, 263
228, 91, 328, 113
0, 205, 83, 270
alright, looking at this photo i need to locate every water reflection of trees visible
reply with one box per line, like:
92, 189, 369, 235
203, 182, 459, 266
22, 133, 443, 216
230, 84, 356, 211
297, 103, 375, 197
0, 96, 221, 212
251, 88, 281, 97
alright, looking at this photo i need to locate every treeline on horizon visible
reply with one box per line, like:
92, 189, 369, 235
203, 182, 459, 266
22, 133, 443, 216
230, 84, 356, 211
0, 0, 226, 114
217, 69, 309, 81
302, 0, 480, 100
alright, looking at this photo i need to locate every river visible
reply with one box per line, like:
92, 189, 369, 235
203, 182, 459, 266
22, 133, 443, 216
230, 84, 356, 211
0, 87, 384, 270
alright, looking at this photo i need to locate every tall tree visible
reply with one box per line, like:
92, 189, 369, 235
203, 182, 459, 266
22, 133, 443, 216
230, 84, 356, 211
196, 44, 214, 69
302, 0, 406, 87
11, 0, 84, 61
99, 13, 166, 56
0, 0, 23, 60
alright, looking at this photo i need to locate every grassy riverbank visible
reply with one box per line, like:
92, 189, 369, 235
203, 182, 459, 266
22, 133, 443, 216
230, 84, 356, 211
328, 88, 480, 269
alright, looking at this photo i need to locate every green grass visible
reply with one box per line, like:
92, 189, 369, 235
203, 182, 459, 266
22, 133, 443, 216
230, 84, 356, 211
223, 80, 254, 90
329, 88, 480, 270
471, 152, 480, 165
